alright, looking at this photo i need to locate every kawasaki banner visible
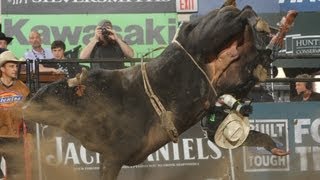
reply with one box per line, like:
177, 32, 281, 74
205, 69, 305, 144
2, 14, 177, 58
39, 102, 320, 180
1, 0, 176, 14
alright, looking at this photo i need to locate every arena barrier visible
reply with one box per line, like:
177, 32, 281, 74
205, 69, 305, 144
35, 102, 320, 180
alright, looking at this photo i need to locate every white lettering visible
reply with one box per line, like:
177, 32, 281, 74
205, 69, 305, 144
64, 143, 80, 164
155, 144, 170, 161
295, 146, 312, 171
311, 118, 320, 143
279, 0, 318, 3
172, 142, 180, 160
313, 146, 320, 170
80, 146, 94, 164
45, 137, 63, 165
248, 155, 287, 167
196, 138, 209, 160
183, 138, 195, 160
294, 119, 310, 143
207, 141, 222, 159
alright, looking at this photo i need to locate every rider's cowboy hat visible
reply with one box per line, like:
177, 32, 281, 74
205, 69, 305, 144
0, 51, 23, 67
214, 111, 250, 149
0, 32, 13, 45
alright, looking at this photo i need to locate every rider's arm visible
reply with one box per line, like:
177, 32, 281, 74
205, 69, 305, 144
218, 94, 252, 116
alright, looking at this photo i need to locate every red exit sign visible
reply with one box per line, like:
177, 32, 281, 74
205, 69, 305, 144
176, 0, 198, 13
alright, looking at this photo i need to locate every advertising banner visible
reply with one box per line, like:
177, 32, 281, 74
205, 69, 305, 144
1, 0, 176, 14
38, 102, 320, 180
39, 124, 229, 180
198, 0, 320, 14
2, 14, 177, 58
237, 102, 320, 180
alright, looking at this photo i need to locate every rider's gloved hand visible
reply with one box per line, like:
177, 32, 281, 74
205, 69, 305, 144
239, 104, 253, 116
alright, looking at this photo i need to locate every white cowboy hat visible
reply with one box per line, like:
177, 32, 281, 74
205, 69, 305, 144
0, 51, 23, 67
214, 111, 250, 149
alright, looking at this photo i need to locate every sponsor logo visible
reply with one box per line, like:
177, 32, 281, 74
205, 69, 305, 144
7, 0, 172, 5
279, 0, 320, 4
284, 34, 320, 54
243, 119, 289, 172
8, 0, 28, 5
3, 15, 177, 58
45, 136, 222, 167
0, 91, 24, 108
3, 0, 175, 14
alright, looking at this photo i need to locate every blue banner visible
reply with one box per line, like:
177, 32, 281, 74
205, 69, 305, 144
279, 0, 320, 12
198, 0, 320, 15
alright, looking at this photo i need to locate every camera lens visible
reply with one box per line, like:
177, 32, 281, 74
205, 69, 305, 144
101, 28, 110, 36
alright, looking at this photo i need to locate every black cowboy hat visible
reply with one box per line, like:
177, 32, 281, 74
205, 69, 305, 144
0, 32, 13, 44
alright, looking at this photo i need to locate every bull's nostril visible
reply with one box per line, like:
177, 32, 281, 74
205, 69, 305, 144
266, 49, 272, 56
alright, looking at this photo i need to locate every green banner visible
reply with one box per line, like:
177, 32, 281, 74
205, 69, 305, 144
2, 13, 177, 58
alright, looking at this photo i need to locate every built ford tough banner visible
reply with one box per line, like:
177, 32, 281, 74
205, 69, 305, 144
39, 102, 320, 180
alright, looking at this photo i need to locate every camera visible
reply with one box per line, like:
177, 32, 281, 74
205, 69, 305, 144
101, 27, 111, 36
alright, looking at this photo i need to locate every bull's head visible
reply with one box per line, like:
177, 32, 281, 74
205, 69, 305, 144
175, 5, 274, 97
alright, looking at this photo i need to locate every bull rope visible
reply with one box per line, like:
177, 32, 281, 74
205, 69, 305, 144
140, 60, 166, 117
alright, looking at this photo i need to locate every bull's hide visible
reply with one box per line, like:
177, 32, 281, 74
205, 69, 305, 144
25, 4, 273, 180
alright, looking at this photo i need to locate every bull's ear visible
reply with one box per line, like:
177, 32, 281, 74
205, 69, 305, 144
178, 19, 200, 38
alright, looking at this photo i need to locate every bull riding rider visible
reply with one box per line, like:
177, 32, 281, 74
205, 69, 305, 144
0, 51, 33, 179
201, 94, 289, 156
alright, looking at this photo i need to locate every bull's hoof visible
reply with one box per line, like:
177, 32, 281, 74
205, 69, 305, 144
160, 111, 179, 143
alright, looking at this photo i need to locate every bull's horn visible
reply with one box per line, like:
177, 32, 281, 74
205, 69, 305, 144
255, 18, 271, 34
253, 64, 268, 82
222, 0, 236, 7
67, 68, 88, 87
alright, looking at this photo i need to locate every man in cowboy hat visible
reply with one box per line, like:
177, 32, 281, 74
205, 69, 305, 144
201, 94, 289, 156
0, 51, 33, 179
0, 32, 13, 54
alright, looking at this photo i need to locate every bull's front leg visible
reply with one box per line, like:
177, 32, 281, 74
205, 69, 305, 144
100, 159, 122, 180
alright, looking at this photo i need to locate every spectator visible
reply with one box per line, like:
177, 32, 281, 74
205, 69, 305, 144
79, 19, 134, 69
201, 94, 288, 156
0, 32, 13, 53
292, 73, 320, 101
0, 51, 33, 179
24, 31, 57, 73
50, 40, 83, 78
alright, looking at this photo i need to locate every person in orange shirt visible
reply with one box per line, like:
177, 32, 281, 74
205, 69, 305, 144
0, 51, 32, 179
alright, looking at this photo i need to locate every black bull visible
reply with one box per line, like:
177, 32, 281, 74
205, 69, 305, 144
25, 6, 274, 180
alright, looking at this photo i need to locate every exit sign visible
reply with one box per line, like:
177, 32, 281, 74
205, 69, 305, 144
176, 0, 198, 13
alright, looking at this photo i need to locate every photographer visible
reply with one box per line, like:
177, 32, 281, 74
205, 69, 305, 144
79, 20, 134, 69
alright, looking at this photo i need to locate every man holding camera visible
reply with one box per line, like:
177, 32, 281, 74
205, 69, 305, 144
79, 20, 134, 69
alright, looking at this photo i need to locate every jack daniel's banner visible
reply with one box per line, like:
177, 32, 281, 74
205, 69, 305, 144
1, 0, 176, 14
